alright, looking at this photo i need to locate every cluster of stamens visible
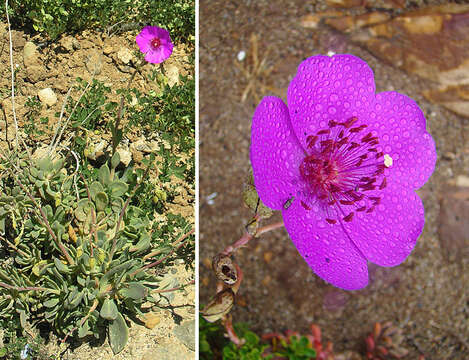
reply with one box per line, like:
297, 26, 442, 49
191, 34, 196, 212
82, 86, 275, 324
150, 37, 161, 50
297, 116, 387, 225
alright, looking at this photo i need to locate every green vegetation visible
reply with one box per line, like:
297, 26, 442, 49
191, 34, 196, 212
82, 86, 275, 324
6, 0, 195, 43
1, 0, 194, 356
0, 322, 52, 360
200, 317, 318, 360
24, 97, 47, 139
0, 152, 192, 353
126, 75, 195, 152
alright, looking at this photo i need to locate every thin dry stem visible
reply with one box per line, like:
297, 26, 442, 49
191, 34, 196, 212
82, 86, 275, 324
112, 58, 146, 155
0, 235, 28, 257
80, 174, 98, 256
129, 228, 194, 278
0, 281, 49, 292
48, 87, 73, 154
109, 161, 152, 259
5, 0, 30, 156
61, 299, 99, 343
50, 77, 94, 154
1, 106, 10, 150
236, 33, 276, 103
221, 220, 284, 256
7, 167, 75, 265
143, 227, 195, 260
152, 279, 195, 294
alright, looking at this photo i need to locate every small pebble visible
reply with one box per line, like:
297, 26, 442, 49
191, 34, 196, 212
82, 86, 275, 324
237, 50, 246, 61
202, 257, 212, 269
37, 88, 57, 107
141, 312, 161, 329
206, 192, 217, 205
263, 251, 273, 263
456, 175, 469, 187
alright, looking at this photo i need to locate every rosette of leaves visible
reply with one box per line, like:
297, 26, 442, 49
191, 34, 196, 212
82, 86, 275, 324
0, 151, 163, 354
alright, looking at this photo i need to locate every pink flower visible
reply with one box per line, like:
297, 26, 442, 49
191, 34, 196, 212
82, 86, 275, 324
136, 26, 173, 64
250, 54, 436, 290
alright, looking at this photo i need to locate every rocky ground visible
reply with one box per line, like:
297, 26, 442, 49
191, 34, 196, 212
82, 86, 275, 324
199, 1, 468, 359
0, 21, 195, 360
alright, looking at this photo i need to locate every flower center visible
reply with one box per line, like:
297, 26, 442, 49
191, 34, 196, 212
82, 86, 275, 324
150, 37, 161, 50
297, 116, 387, 225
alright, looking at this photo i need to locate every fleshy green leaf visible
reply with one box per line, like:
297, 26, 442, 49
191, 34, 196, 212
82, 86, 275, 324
75, 199, 93, 222
129, 232, 151, 253
119, 282, 147, 300
95, 192, 108, 212
89, 181, 104, 199
100, 298, 119, 320
44, 298, 59, 308
78, 319, 90, 338
98, 163, 111, 185
109, 181, 128, 198
109, 312, 128, 355
111, 152, 120, 170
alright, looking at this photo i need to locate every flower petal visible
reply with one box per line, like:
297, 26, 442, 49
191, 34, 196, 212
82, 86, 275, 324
136, 26, 154, 53
287, 54, 375, 148
343, 184, 425, 267
370, 92, 436, 189
136, 26, 173, 63
250, 97, 304, 210
145, 46, 169, 64
154, 27, 172, 43
282, 200, 369, 290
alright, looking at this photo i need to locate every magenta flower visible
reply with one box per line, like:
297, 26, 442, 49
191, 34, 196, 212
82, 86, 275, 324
250, 54, 436, 290
136, 26, 173, 64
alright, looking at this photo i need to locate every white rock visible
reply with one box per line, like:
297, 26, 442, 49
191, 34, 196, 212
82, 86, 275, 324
237, 50, 246, 61
59, 37, 74, 52
32, 145, 50, 160
23, 41, 38, 67
456, 175, 469, 187
103, 46, 113, 55
117, 47, 133, 64
38, 88, 57, 107
149, 140, 160, 152
130, 138, 160, 153
165, 64, 180, 87
117, 148, 132, 166
85, 51, 103, 75
163, 141, 171, 150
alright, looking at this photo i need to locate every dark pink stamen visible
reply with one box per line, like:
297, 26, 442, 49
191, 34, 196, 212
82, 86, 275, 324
150, 37, 161, 50
299, 117, 386, 224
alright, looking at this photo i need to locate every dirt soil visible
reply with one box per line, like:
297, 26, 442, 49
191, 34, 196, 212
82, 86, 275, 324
0, 22, 194, 359
199, 1, 468, 359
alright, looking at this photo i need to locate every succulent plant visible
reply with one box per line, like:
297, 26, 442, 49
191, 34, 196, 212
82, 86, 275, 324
0, 150, 168, 354
365, 322, 412, 360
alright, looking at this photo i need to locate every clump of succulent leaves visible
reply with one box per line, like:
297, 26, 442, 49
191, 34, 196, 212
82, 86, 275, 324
0, 150, 160, 354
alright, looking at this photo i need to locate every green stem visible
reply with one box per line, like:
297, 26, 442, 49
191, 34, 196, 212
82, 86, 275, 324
80, 174, 98, 257
109, 161, 152, 260
152, 279, 194, 294
130, 228, 194, 278
112, 58, 146, 156
0, 281, 49, 292
0, 235, 28, 257
143, 227, 195, 260
8, 170, 75, 266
